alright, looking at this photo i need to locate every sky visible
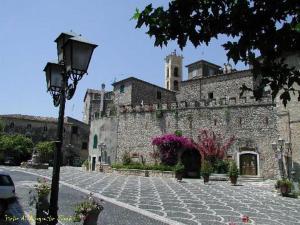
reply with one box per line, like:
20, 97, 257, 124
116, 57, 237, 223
0, 0, 247, 121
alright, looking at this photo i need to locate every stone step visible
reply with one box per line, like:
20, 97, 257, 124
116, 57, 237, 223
239, 176, 265, 182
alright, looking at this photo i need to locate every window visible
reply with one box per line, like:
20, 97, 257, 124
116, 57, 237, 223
82, 142, 88, 150
214, 119, 217, 126
0, 175, 14, 186
208, 92, 214, 99
43, 126, 47, 132
10, 122, 14, 128
239, 118, 242, 125
120, 85, 125, 93
174, 80, 179, 91
93, 135, 98, 149
27, 124, 31, 129
94, 112, 100, 119
71, 126, 78, 134
174, 67, 179, 77
157, 91, 162, 100
265, 117, 269, 125
166, 67, 169, 78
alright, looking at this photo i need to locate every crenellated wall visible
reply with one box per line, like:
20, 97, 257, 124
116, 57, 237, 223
114, 98, 279, 178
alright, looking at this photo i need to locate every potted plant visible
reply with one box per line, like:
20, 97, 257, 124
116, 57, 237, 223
174, 163, 185, 181
276, 179, 292, 196
74, 193, 104, 225
228, 161, 239, 185
201, 160, 213, 184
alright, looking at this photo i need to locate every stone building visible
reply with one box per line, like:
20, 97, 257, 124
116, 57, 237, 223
87, 51, 300, 179
0, 114, 89, 165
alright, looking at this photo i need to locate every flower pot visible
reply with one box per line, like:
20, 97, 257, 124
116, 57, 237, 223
83, 209, 101, 225
175, 172, 183, 181
280, 185, 291, 197
230, 176, 238, 185
203, 175, 209, 184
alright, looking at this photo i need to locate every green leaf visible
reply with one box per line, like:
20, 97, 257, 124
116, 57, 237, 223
130, 8, 141, 21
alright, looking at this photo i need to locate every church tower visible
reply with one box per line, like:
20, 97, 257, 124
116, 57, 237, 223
164, 50, 183, 91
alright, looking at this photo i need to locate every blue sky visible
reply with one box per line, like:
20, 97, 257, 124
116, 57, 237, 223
0, 0, 247, 121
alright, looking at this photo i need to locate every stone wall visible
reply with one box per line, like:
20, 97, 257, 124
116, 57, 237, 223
116, 99, 279, 178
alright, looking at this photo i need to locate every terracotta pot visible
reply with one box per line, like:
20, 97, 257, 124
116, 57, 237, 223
230, 176, 237, 185
203, 175, 209, 183
83, 209, 101, 225
176, 172, 183, 181
280, 185, 291, 196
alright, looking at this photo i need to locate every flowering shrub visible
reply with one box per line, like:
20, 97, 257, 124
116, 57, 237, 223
74, 193, 104, 222
152, 133, 195, 166
196, 129, 235, 165
29, 178, 51, 206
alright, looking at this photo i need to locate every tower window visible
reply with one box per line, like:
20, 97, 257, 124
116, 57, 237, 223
82, 142, 88, 150
166, 67, 169, 78
208, 92, 214, 99
157, 91, 162, 100
174, 80, 179, 91
120, 85, 125, 93
174, 67, 179, 77
94, 112, 100, 119
27, 124, 32, 129
10, 122, 14, 128
43, 126, 47, 131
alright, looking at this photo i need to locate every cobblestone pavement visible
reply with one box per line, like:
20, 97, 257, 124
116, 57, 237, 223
10, 167, 300, 225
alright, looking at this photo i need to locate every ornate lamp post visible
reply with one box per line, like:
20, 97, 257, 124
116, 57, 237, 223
43, 32, 97, 225
272, 137, 291, 179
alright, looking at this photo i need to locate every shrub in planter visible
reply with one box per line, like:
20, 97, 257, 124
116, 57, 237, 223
277, 179, 292, 196
201, 160, 213, 184
174, 163, 184, 181
228, 161, 239, 185
214, 159, 230, 174
122, 151, 131, 165
74, 193, 104, 225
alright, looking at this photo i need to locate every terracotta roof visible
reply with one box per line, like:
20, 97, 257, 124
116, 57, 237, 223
112, 77, 175, 93
185, 59, 221, 68
0, 114, 77, 124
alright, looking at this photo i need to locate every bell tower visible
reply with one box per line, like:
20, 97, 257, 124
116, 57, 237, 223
165, 50, 183, 91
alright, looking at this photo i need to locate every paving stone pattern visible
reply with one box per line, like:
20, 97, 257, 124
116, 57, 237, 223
18, 167, 300, 225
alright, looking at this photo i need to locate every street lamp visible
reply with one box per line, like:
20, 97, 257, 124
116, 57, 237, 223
43, 32, 97, 225
272, 137, 291, 179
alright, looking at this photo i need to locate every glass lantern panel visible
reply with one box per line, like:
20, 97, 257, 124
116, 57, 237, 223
50, 66, 63, 88
71, 41, 94, 72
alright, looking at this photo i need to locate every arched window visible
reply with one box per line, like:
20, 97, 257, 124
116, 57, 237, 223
93, 135, 98, 149
166, 67, 169, 78
174, 80, 179, 91
174, 67, 179, 77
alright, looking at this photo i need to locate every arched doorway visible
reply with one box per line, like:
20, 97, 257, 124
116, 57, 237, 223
181, 149, 201, 178
238, 152, 259, 176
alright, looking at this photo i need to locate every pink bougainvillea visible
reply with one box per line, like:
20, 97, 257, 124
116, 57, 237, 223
151, 133, 195, 166
195, 129, 235, 161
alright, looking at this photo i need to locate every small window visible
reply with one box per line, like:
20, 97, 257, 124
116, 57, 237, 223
174, 80, 179, 91
120, 85, 125, 93
82, 142, 88, 150
71, 126, 78, 134
27, 124, 31, 129
265, 117, 269, 125
208, 92, 214, 99
43, 126, 48, 131
166, 67, 169, 78
94, 112, 100, 119
10, 122, 14, 128
174, 67, 179, 77
93, 135, 98, 149
157, 91, 162, 100
214, 119, 217, 126
239, 118, 242, 125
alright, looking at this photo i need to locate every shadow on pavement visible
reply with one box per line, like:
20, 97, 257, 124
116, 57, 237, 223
0, 198, 32, 225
